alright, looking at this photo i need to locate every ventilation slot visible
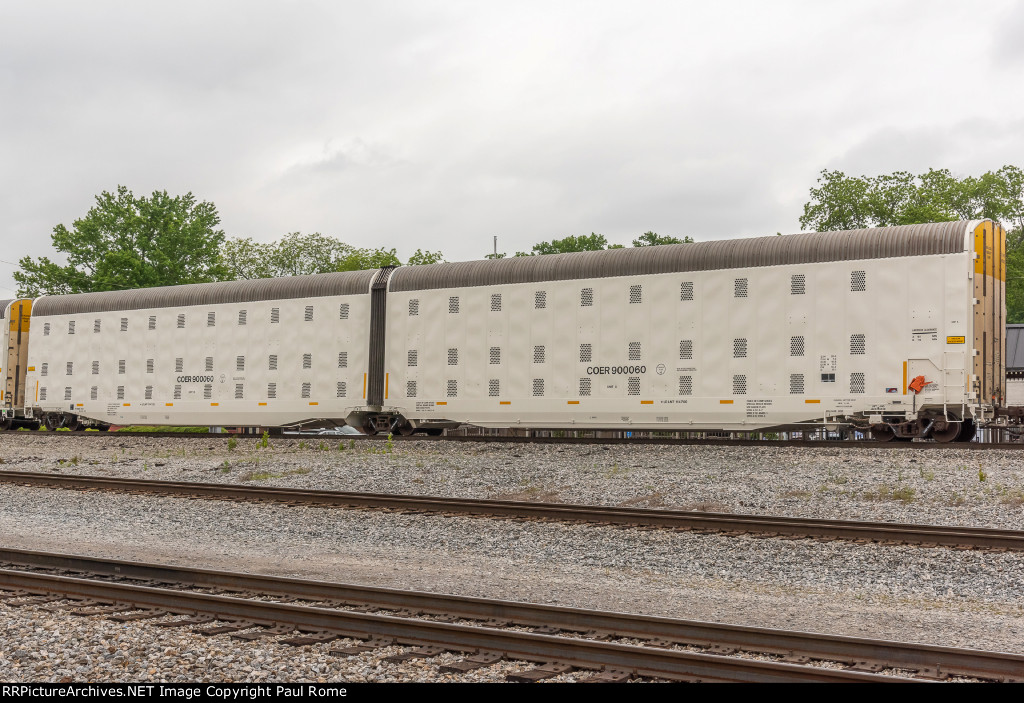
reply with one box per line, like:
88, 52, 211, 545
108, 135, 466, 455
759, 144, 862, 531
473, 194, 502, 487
269, 355, 278, 371
66, 362, 74, 376
532, 379, 545, 396
93, 319, 101, 333
489, 347, 501, 365
90, 386, 97, 400
448, 297, 459, 314
850, 372, 865, 394
790, 374, 804, 394
303, 353, 312, 369
120, 318, 128, 332
629, 284, 643, 304
579, 344, 592, 363
733, 375, 747, 394
533, 346, 545, 364
535, 291, 546, 309
734, 278, 748, 298
448, 348, 459, 366
118, 360, 125, 374
407, 381, 417, 398
173, 385, 182, 400
89, 361, 98, 375
579, 378, 591, 396
204, 384, 212, 400
175, 358, 183, 373
205, 357, 213, 372
680, 281, 694, 301
236, 356, 245, 371
336, 381, 347, 398
68, 321, 75, 335
850, 334, 866, 355
791, 274, 806, 295
679, 340, 693, 360
148, 316, 156, 330
41, 363, 48, 377
851, 270, 866, 292
447, 380, 457, 397
39, 387, 47, 401
44, 323, 50, 336
490, 294, 502, 312
580, 288, 594, 307
146, 359, 154, 374
629, 342, 641, 361
409, 299, 419, 316
679, 376, 692, 396
238, 310, 247, 325
339, 303, 349, 320
231, 384, 242, 400
208, 312, 216, 327
790, 336, 805, 357
301, 383, 311, 399
337, 352, 347, 368
117, 387, 125, 401
177, 313, 185, 329
64, 387, 72, 401
270, 308, 279, 324
627, 377, 641, 395
304, 305, 314, 321
145, 386, 153, 400
733, 339, 747, 358
407, 350, 418, 367
267, 383, 277, 399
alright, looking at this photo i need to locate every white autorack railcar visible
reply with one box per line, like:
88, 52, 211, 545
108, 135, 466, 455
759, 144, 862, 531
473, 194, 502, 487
5, 219, 1010, 442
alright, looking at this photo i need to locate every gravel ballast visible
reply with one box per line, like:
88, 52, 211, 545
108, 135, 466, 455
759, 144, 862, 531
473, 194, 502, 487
0, 433, 1022, 681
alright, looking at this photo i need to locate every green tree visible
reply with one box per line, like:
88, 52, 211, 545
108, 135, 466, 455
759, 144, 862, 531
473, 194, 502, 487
800, 166, 1024, 322
531, 233, 611, 254
632, 231, 693, 246
406, 249, 445, 266
15, 186, 227, 296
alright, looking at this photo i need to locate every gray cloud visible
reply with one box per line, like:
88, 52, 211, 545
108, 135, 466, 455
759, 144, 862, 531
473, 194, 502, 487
1, 0, 1022, 292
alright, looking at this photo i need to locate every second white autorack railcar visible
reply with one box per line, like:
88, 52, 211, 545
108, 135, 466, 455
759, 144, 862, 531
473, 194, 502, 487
15, 219, 1009, 442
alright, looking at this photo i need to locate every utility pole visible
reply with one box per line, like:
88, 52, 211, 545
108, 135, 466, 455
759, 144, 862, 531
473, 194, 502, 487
493, 235, 497, 258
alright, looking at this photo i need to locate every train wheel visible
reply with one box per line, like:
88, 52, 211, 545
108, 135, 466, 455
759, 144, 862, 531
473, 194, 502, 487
96, 424, 111, 432
361, 423, 378, 436
397, 423, 415, 436
930, 421, 961, 443
43, 415, 62, 431
0, 417, 13, 431
425, 428, 444, 436
955, 419, 977, 443
871, 424, 896, 442
68, 419, 85, 432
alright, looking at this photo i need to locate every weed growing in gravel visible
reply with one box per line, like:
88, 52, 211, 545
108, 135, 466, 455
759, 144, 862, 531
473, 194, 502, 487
1000, 489, 1024, 507
349, 439, 356, 450
386, 433, 394, 454
979, 468, 988, 483
142, 462, 149, 472
221, 460, 230, 473
947, 492, 967, 506
297, 440, 308, 450
260, 431, 270, 449
70, 456, 79, 466
918, 467, 935, 481
337, 441, 345, 451
318, 441, 328, 451
227, 437, 238, 451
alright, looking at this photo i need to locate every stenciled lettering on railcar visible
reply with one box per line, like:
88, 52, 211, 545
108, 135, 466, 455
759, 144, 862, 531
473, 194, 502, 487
176, 375, 216, 383
585, 365, 647, 375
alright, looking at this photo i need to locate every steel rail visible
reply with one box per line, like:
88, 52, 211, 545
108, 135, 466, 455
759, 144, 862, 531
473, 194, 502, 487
2, 547, 1018, 681
2, 430, 1024, 449
0, 568, 902, 683
1, 470, 1021, 552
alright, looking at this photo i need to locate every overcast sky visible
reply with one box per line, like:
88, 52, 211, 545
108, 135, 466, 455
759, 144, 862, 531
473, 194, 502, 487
2, 1, 1023, 295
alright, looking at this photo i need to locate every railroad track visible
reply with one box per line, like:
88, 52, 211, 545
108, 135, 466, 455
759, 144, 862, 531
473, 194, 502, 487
1, 470, 1021, 552
2, 429, 1024, 449
2, 548, 1020, 682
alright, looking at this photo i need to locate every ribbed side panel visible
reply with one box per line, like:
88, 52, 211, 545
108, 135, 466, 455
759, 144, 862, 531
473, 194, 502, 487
390, 221, 974, 292
367, 267, 395, 407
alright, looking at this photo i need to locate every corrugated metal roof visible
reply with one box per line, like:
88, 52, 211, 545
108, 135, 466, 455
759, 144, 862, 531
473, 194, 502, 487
0, 299, 12, 320
1008, 325, 1024, 372
32, 270, 377, 316
390, 221, 974, 292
